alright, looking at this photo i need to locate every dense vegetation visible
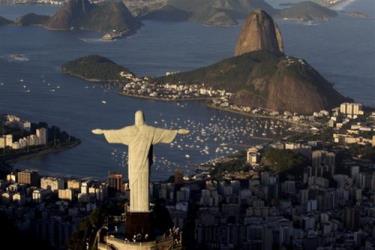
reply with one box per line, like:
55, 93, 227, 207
0, 16, 12, 26
79, 1, 141, 33
0, 211, 52, 249
276, 1, 337, 21
62, 55, 132, 82
69, 200, 125, 250
348, 144, 375, 162
158, 50, 347, 114
209, 153, 248, 179
159, 50, 281, 92
15, 13, 50, 26
262, 148, 306, 173
288, 127, 334, 142
47, 0, 141, 33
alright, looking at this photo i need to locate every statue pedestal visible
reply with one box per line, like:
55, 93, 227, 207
125, 211, 152, 241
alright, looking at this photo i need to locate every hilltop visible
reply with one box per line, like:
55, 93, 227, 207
158, 50, 348, 114
157, 9, 348, 114
0, 16, 12, 26
61, 55, 133, 82
46, 0, 141, 34
276, 1, 337, 21
235, 9, 283, 56
15, 13, 50, 26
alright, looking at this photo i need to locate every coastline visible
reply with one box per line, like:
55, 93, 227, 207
62, 70, 123, 83
206, 103, 309, 127
61, 71, 311, 132
0, 140, 81, 170
119, 92, 215, 102
119, 92, 309, 132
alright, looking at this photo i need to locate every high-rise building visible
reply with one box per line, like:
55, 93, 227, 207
58, 189, 74, 201
17, 170, 40, 186
247, 147, 260, 166
107, 172, 123, 194
343, 206, 360, 231
41, 177, 64, 191
340, 103, 363, 117
5, 134, 13, 146
67, 179, 81, 190
6, 172, 17, 183
312, 150, 335, 177
80, 182, 88, 194
36, 128, 48, 145
0, 134, 13, 149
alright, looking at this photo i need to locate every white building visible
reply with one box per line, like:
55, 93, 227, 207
58, 189, 74, 201
0, 134, 13, 149
41, 177, 64, 191
247, 147, 260, 166
340, 103, 364, 118
6, 172, 16, 183
36, 128, 48, 145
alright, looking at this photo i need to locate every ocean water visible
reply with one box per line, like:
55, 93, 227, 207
0, 0, 374, 180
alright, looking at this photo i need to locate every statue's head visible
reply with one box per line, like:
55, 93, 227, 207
135, 110, 145, 126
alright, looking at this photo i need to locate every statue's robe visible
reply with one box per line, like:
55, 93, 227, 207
103, 125, 177, 212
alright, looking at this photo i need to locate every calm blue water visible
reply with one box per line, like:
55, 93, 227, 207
0, 0, 374, 180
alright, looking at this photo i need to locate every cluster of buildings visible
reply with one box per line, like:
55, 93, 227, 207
0, 170, 126, 249
0, 114, 48, 150
0, 127, 48, 150
318, 0, 349, 7
120, 72, 230, 101
210, 96, 323, 129
328, 103, 375, 147
0, 0, 66, 4
177, 138, 375, 249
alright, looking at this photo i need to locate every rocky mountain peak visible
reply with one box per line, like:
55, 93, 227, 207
235, 9, 283, 56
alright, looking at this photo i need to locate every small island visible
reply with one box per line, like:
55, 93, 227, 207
46, 0, 142, 39
61, 55, 134, 82
0, 16, 13, 26
0, 0, 142, 39
15, 13, 50, 26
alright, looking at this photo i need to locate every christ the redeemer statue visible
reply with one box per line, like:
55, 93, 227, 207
92, 110, 189, 213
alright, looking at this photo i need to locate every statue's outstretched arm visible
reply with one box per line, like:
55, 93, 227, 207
177, 129, 190, 135
92, 127, 134, 145
92, 129, 105, 135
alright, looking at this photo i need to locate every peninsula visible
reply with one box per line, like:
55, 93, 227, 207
0, 114, 80, 168
61, 9, 349, 115
159, 10, 348, 114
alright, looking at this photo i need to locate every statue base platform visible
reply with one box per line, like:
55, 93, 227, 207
125, 211, 152, 241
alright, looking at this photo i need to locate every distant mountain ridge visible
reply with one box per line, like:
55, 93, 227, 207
122, 0, 338, 26
0, 16, 13, 26
276, 1, 337, 21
